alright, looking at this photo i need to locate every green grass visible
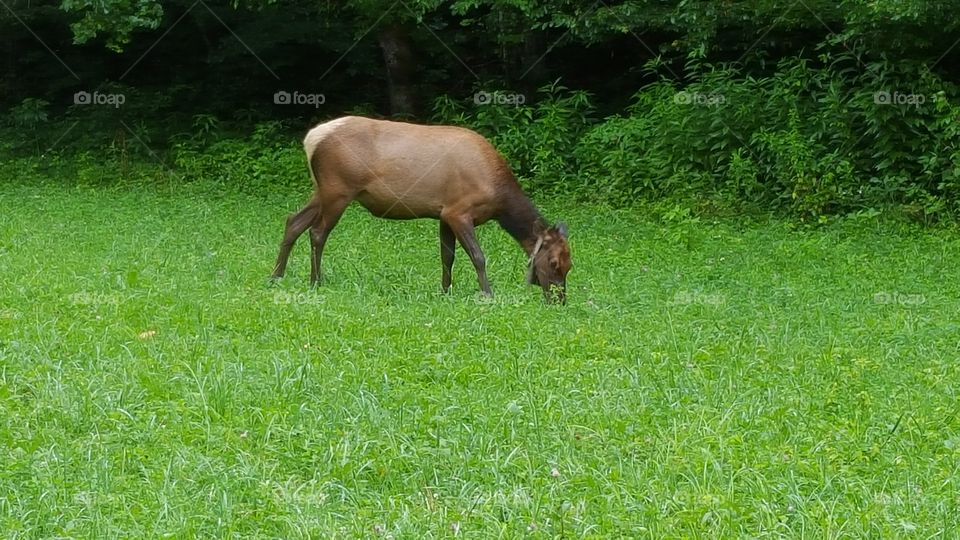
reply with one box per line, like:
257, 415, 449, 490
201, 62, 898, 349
1, 177, 959, 538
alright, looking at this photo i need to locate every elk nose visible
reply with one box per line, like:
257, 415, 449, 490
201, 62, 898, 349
544, 285, 566, 305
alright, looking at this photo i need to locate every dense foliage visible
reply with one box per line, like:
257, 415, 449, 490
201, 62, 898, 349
2, 0, 959, 219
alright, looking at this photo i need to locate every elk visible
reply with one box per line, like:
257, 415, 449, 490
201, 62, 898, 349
271, 116, 572, 303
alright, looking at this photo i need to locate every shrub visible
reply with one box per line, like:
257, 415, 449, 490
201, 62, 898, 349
573, 52, 960, 219
433, 81, 594, 194
171, 120, 308, 192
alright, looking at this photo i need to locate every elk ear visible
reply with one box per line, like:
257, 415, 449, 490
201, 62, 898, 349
556, 222, 568, 238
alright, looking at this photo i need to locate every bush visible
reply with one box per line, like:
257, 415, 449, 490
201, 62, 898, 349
171, 120, 308, 192
6, 52, 959, 221
433, 81, 595, 194
573, 52, 960, 219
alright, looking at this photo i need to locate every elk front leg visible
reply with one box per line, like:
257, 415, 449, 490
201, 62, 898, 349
446, 217, 492, 297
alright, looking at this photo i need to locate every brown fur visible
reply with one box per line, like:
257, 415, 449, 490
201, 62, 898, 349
271, 116, 572, 303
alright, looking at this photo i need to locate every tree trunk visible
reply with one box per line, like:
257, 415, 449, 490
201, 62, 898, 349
191, 9, 213, 62
378, 25, 417, 117
519, 31, 548, 93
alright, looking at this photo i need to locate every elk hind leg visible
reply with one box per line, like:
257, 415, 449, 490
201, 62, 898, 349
272, 199, 320, 279
309, 196, 351, 286
440, 220, 456, 293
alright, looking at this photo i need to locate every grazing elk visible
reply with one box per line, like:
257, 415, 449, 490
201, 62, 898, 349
271, 116, 572, 303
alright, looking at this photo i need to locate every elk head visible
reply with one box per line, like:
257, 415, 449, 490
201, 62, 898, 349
526, 223, 572, 304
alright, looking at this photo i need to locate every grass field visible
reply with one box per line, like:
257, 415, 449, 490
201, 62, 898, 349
1, 178, 959, 538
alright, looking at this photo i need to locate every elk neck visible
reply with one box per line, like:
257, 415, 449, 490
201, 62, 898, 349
496, 188, 549, 256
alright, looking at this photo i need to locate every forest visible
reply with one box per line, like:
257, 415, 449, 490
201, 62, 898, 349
3, 0, 959, 219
